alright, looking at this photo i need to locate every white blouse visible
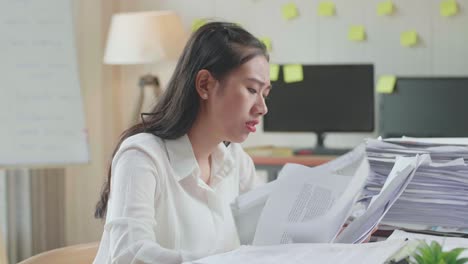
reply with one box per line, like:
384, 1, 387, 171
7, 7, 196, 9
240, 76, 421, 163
93, 133, 256, 264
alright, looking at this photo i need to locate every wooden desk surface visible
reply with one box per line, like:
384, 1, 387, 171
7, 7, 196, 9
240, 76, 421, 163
250, 155, 336, 166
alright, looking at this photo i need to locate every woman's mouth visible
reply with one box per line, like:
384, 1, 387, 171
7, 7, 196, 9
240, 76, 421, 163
245, 121, 258, 132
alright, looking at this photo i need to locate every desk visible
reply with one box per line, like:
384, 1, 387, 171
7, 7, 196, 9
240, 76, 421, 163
250, 155, 337, 181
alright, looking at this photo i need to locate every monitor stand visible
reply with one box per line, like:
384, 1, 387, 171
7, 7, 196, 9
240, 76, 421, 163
294, 132, 350, 156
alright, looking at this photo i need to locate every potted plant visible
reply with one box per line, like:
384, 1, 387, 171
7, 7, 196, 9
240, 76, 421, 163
409, 240, 468, 264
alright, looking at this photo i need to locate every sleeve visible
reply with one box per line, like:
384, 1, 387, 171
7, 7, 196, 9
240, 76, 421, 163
238, 147, 257, 194
104, 149, 200, 264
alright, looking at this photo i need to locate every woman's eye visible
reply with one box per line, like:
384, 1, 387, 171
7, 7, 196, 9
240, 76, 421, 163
247, 88, 257, 94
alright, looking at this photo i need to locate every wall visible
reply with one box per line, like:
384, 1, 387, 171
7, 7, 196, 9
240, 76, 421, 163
58, 0, 468, 246
115, 0, 468, 149
63, 0, 120, 245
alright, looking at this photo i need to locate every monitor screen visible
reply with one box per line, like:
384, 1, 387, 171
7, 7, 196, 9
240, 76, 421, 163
263, 64, 374, 133
380, 77, 468, 138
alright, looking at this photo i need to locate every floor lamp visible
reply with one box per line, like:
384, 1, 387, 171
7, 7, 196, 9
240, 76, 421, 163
103, 11, 186, 124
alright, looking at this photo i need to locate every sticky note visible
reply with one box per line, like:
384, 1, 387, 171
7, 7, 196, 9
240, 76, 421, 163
260, 37, 272, 52
283, 64, 303, 83
191, 18, 207, 32
281, 3, 299, 20
318, 2, 336, 16
377, 0, 394, 16
270, 64, 280, 81
440, 0, 458, 17
377, 75, 396, 94
400, 31, 418, 47
348, 25, 366, 41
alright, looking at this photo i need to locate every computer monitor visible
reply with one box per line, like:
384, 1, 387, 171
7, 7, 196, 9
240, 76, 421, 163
263, 64, 374, 153
379, 77, 468, 138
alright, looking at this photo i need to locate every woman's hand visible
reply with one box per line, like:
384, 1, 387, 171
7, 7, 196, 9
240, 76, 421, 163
362, 226, 379, 243
337, 225, 379, 243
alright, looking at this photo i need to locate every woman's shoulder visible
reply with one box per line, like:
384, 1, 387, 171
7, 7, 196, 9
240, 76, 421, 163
114, 133, 166, 161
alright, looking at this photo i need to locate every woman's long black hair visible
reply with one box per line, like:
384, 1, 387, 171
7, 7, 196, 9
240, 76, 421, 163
95, 21, 269, 219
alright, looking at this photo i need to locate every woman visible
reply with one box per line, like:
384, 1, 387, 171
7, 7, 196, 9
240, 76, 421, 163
93, 21, 271, 263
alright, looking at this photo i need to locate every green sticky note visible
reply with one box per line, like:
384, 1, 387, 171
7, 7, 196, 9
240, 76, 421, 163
348, 25, 366, 41
318, 2, 336, 16
400, 31, 418, 47
281, 3, 299, 20
283, 64, 303, 83
377, 75, 396, 94
191, 18, 207, 32
270, 64, 280, 81
260, 37, 272, 52
377, 0, 394, 16
440, 0, 458, 17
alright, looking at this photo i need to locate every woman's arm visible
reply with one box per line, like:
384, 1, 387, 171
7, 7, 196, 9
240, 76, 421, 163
104, 149, 197, 264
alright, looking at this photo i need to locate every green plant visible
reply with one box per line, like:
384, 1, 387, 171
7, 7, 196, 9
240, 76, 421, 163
410, 240, 468, 264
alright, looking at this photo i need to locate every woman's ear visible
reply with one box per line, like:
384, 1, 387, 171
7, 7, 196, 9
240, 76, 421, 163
195, 69, 215, 100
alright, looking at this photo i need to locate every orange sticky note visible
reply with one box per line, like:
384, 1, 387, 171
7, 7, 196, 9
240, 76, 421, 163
377, 75, 396, 94
283, 64, 303, 83
281, 3, 299, 20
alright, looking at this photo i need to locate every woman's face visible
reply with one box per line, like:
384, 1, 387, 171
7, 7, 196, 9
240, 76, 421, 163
206, 55, 271, 143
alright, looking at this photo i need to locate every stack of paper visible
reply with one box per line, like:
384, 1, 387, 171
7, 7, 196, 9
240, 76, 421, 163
364, 137, 468, 232
232, 143, 429, 246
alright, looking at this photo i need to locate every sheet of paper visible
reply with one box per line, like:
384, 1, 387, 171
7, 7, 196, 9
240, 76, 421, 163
252, 146, 367, 245
186, 239, 409, 264
286, 157, 370, 243
335, 155, 427, 243
252, 164, 349, 245
231, 181, 278, 245
369, 156, 417, 207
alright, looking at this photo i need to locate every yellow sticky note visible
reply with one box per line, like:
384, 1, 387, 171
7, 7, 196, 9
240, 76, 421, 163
270, 64, 280, 81
318, 2, 336, 16
191, 18, 207, 32
400, 31, 418, 47
377, 75, 397, 94
348, 25, 366, 41
283, 64, 303, 83
440, 0, 458, 17
281, 3, 299, 20
260, 37, 272, 52
377, 0, 394, 16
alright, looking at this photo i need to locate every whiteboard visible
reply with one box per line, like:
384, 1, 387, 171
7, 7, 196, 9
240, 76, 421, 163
0, 0, 89, 166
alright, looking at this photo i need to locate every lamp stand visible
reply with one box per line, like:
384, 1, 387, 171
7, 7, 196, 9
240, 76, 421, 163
134, 74, 161, 124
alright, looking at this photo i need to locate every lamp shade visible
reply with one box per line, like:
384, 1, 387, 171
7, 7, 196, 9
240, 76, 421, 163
103, 11, 186, 65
